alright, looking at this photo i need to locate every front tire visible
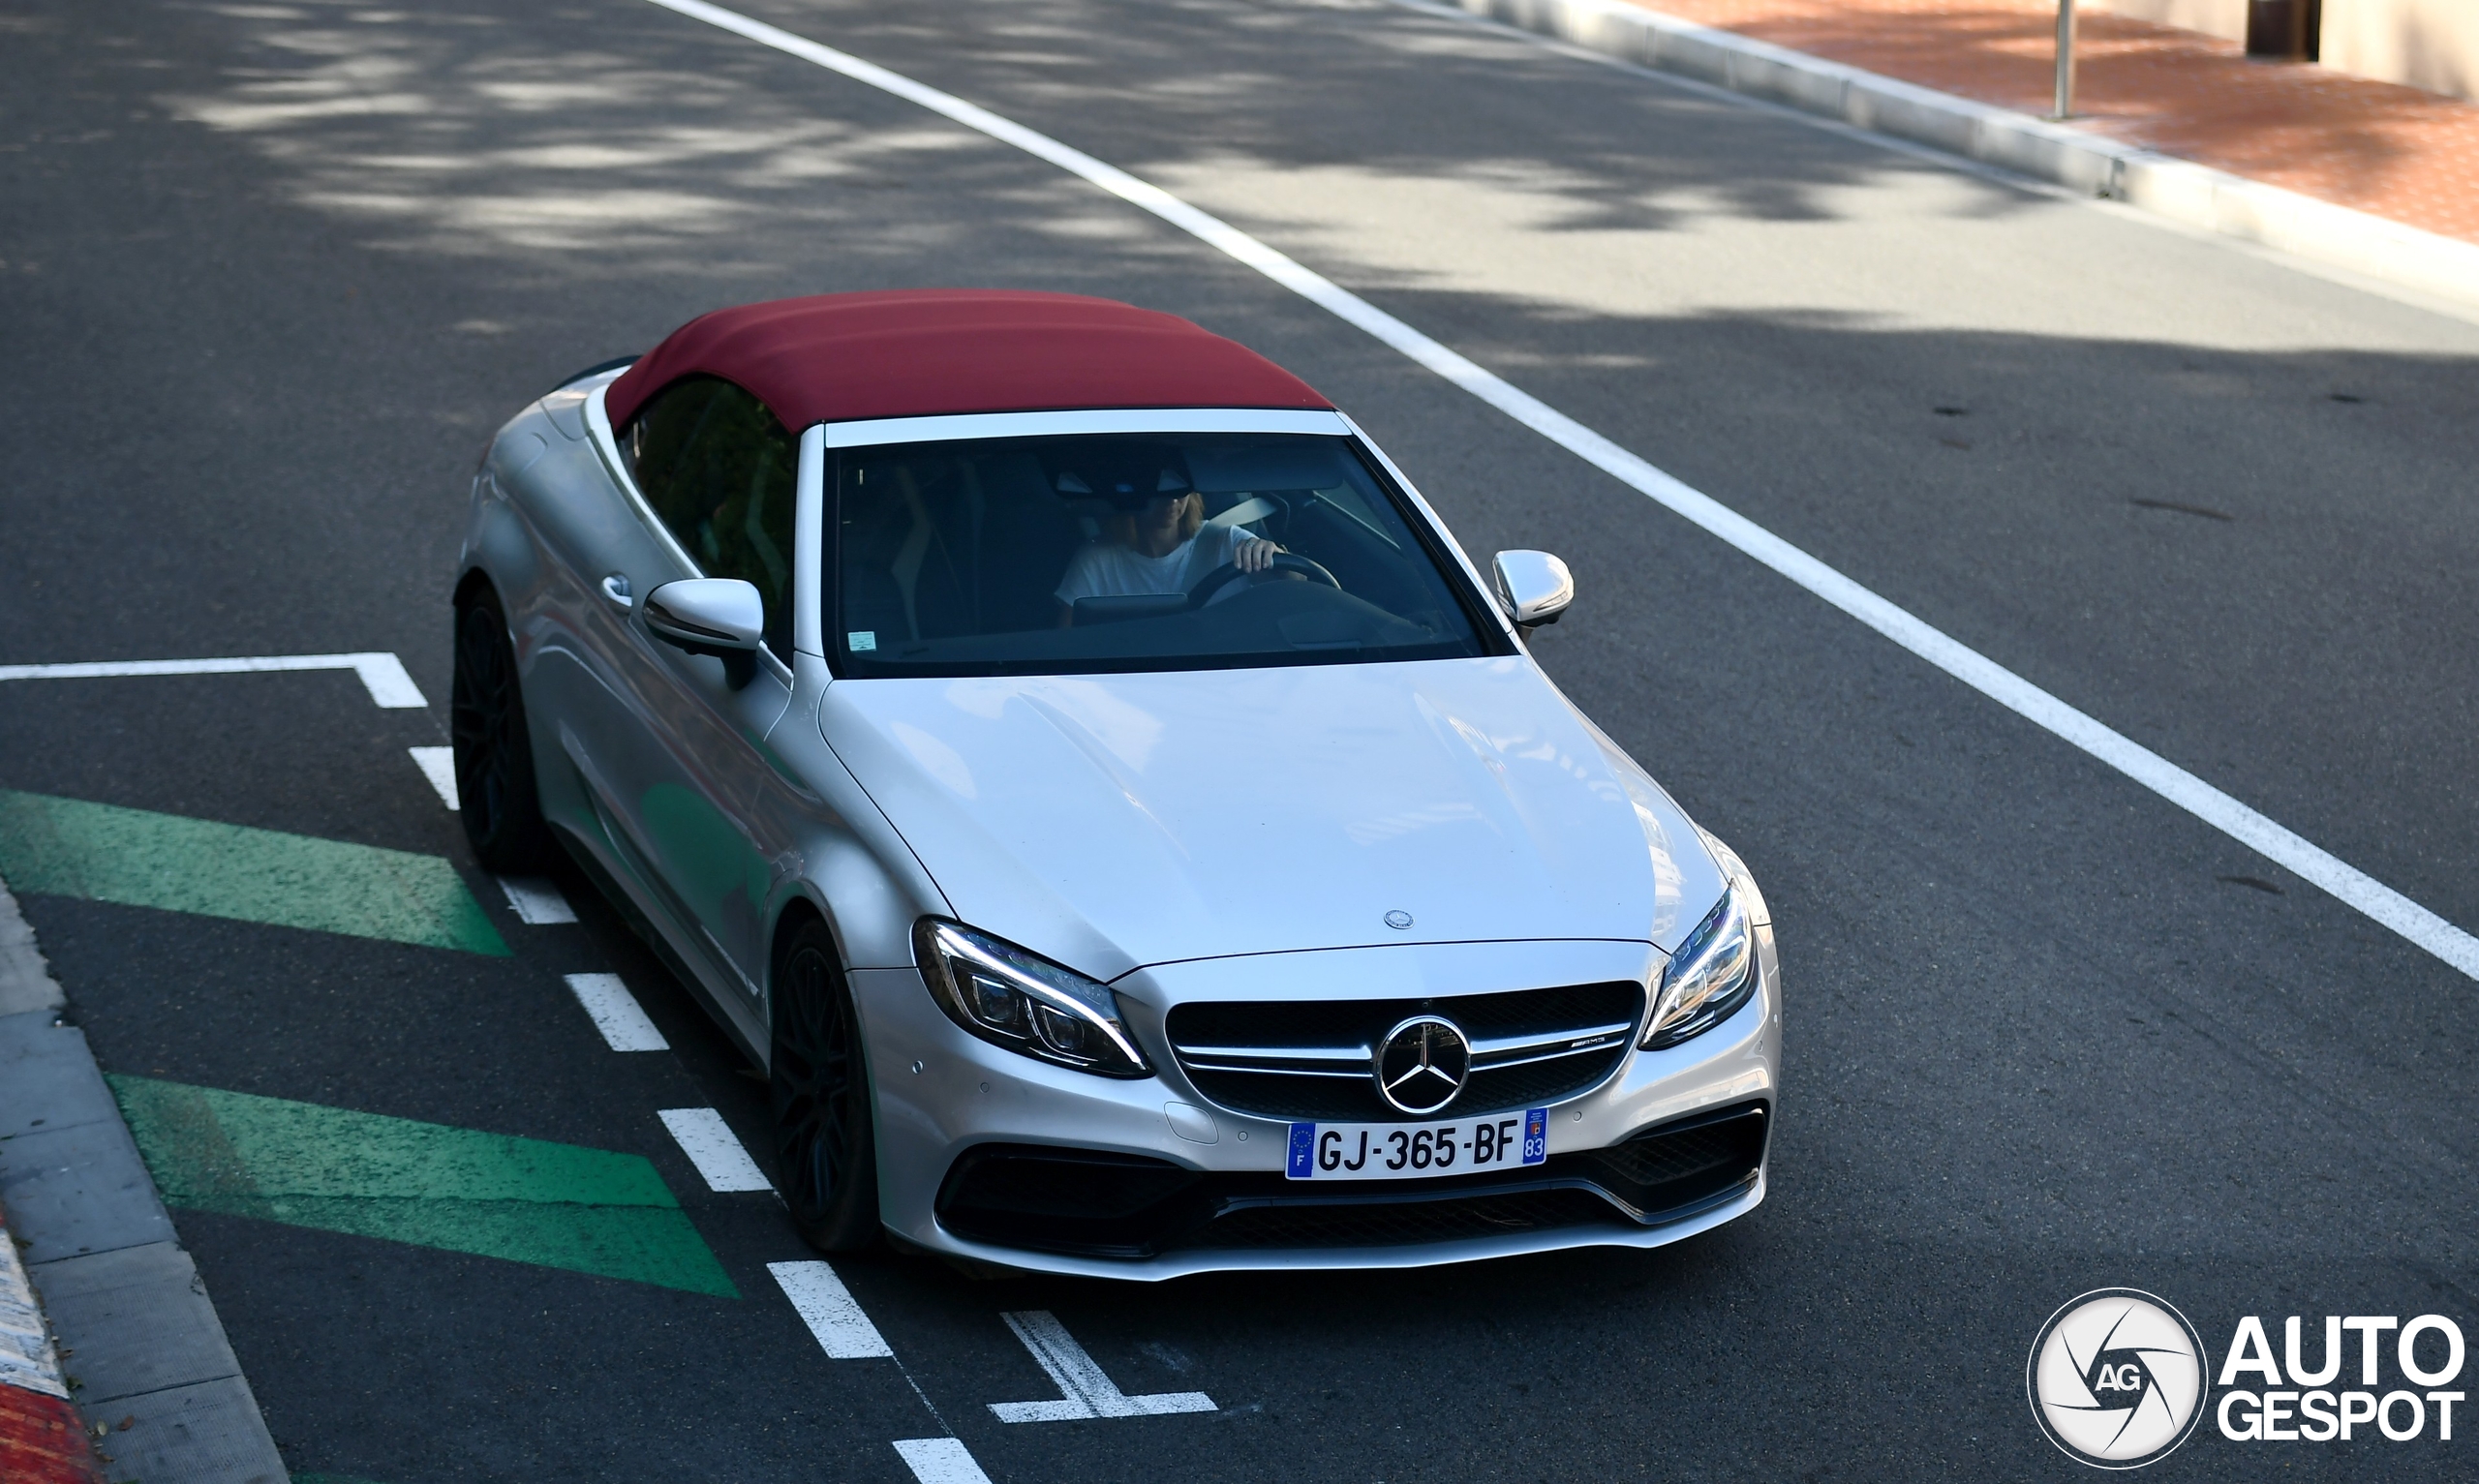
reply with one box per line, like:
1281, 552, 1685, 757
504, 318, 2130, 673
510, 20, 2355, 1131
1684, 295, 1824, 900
450, 590, 554, 871
772, 918, 880, 1252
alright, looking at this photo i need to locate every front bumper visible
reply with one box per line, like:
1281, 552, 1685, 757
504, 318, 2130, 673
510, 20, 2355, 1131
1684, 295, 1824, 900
853, 932, 1779, 1280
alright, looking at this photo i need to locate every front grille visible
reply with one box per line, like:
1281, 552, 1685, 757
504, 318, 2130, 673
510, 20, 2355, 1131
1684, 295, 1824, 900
1166, 982, 1644, 1121
933, 1101, 1768, 1259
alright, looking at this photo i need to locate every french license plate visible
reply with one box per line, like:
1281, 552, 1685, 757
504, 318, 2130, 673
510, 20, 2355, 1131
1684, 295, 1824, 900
1284, 1108, 1548, 1181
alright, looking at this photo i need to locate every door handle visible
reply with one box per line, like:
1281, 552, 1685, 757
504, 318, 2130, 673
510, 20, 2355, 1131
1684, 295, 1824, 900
600, 573, 633, 609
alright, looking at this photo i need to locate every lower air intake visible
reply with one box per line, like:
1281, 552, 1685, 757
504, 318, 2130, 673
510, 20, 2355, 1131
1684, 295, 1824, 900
933, 1101, 1768, 1259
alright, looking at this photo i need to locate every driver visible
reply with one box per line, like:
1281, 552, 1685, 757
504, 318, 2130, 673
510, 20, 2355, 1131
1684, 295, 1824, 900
1055, 483, 1280, 623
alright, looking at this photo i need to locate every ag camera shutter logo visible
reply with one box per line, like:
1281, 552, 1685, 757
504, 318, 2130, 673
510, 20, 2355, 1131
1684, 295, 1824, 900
2028, 1289, 2209, 1469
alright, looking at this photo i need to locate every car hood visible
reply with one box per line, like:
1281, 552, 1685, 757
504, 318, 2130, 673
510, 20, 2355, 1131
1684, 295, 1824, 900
816, 656, 1723, 983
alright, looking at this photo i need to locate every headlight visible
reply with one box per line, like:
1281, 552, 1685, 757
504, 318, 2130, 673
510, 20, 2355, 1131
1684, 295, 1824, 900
913, 920, 1150, 1077
1695, 826, 1769, 926
1641, 886, 1757, 1049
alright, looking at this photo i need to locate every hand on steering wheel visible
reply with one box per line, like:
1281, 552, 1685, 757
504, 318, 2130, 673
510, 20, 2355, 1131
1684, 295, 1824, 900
1186, 550, 1342, 608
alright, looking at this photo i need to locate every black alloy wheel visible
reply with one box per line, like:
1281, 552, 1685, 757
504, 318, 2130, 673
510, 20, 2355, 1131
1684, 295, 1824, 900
450, 591, 553, 871
772, 917, 880, 1252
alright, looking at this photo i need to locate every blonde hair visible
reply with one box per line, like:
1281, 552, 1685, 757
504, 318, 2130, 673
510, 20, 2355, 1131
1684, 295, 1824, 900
1101, 491, 1203, 548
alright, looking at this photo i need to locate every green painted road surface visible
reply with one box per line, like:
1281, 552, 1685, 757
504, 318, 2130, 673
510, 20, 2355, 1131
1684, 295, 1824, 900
111, 1075, 737, 1297
0, 789, 507, 954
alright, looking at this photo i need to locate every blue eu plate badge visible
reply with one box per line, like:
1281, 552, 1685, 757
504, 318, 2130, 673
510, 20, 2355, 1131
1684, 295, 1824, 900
1284, 1106, 1551, 1181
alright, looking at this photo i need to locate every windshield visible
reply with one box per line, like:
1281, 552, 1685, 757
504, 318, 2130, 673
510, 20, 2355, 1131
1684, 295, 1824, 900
830, 432, 1506, 677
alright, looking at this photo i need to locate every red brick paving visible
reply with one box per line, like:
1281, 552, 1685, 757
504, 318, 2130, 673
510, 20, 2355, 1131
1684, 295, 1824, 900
1628, 0, 2479, 244
0, 1388, 107, 1484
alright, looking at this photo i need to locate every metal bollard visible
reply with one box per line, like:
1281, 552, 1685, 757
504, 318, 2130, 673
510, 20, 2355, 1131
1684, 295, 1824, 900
2053, 0, 2076, 119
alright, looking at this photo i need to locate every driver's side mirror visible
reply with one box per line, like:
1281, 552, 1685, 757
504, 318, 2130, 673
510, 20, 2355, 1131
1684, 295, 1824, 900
1492, 550, 1574, 632
643, 577, 765, 687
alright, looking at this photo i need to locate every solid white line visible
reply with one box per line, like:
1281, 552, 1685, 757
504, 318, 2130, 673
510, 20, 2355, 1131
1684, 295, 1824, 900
989, 1398, 1093, 1423
347, 653, 428, 707
564, 972, 669, 1051
991, 1310, 1216, 1421
0, 651, 427, 708
770, 1260, 896, 1358
892, 1438, 994, 1484
639, 0, 2479, 984
408, 746, 458, 809
496, 876, 577, 924
659, 1107, 774, 1192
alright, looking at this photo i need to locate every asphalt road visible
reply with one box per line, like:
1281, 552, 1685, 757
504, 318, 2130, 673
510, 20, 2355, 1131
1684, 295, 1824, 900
3, 0, 2476, 1479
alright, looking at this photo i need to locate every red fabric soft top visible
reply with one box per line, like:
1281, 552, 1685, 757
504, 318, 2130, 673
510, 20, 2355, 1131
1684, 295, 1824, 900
602, 289, 1331, 432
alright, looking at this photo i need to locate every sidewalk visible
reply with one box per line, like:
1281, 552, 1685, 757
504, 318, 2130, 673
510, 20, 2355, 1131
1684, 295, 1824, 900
0, 882, 287, 1484
1627, 0, 2479, 244
1444, 0, 2479, 311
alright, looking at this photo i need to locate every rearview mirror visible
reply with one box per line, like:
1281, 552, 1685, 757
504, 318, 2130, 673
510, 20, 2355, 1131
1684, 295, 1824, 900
642, 578, 764, 686
1492, 550, 1574, 631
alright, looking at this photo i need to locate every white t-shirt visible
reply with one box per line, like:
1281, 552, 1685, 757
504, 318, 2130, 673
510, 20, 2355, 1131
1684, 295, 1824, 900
1055, 526, 1253, 607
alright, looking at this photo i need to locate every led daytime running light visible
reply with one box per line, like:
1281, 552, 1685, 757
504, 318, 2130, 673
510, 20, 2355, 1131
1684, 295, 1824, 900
915, 920, 1149, 1077
1642, 887, 1755, 1049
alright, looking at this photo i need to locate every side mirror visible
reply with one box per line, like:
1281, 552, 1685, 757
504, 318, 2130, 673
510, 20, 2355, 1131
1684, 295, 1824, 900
642, 578, 764, 686
1492, 550, 1574, 632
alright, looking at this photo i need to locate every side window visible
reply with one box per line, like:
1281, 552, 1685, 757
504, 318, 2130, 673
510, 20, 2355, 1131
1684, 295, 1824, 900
624, 377, 799, 661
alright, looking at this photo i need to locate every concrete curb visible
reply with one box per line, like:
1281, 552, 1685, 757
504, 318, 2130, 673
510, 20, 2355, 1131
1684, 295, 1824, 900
0, 881, 288, 1484
2, 1200, 106, 1484
1428, 0, 2479, 314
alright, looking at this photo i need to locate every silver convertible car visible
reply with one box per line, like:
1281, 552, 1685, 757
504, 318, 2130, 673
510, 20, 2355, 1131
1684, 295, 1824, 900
453, 290, 1777, 1278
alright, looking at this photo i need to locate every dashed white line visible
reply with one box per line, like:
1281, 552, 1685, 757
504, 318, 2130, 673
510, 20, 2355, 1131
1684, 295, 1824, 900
770, 1260, 896, 1358
639, 0, 2479, 985
408, 746, 458, 809
496, 876, 576, 924
564, 972, 669, 1051
892, 1438, 994, 1484
659, 1107, 773, 1192
991, 1310, 1216, 1421
0, 651, 427, 708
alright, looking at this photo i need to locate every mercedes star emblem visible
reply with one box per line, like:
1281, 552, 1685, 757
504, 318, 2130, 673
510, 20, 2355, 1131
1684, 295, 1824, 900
1384, 910, 1414, 930
1374, 1015, 1471, 1115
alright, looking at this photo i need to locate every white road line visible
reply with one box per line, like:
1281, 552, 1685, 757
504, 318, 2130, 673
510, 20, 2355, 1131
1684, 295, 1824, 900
893, 1438, 994, 1484
990, 1310, 1216, 1421
640, 0, 2479, 984
770, 1260, 896, 1358
659, 1107, 774, 1192
0, 651, 427, 708
496, 876, 576, 924
408, 746, 458, 809
564, 972, 669, 1051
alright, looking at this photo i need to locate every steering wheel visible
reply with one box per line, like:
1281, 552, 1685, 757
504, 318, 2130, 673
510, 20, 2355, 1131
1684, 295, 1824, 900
1187, 552, 1341, 609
